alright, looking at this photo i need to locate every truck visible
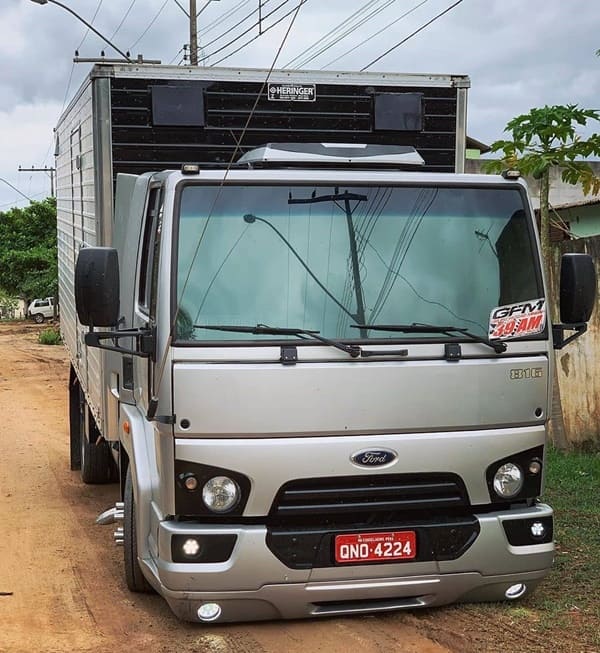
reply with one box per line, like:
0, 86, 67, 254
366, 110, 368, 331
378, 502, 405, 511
56, 63, 595, 623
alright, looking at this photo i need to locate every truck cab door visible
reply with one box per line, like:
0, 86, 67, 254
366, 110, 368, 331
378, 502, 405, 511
132, 184, 164, 416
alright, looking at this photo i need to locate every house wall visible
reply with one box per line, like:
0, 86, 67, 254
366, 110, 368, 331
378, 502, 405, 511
560, 204, 600, 238
553, 236, 600, 449
465, 159, 600, 211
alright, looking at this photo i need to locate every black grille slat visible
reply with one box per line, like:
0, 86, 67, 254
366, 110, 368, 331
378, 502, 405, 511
282, 481, 459, 502
272, 474, 469, 520
277, 496, 465, 516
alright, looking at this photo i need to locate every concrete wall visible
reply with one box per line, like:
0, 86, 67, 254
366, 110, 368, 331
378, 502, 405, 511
465, 159, 600, 211
561, 203, 600, 238
553, 236, 600, 449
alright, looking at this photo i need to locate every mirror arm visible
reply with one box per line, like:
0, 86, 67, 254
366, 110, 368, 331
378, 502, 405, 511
552, 322, 587, 350
84, 327, 154, 358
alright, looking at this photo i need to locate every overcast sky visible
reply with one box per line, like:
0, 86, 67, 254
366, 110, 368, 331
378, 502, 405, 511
0, 0, 599, 209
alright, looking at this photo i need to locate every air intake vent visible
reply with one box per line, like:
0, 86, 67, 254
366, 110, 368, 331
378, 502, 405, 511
271, 473, 469, 519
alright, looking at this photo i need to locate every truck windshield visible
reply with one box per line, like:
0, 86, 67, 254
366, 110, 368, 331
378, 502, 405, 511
175, 184, 542, 343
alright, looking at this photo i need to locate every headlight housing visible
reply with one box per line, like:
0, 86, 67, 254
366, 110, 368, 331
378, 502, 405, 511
202, 476, 241, 513
485, 446, 544, 503
493, 463, 524, 498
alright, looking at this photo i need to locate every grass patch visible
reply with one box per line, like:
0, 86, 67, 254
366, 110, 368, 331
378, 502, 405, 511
531, 448, 600, 620
38, 326, 62, 345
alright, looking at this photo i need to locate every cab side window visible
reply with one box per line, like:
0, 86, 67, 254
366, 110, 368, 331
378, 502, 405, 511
138, 187, 164, 319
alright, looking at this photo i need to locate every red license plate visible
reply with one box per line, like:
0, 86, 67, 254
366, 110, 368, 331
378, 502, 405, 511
335, 531, 417, 564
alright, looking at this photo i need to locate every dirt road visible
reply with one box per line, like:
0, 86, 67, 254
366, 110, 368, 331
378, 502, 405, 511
0, 322, 563, 653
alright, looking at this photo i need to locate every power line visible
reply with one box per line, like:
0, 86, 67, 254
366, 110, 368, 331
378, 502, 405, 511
109, 0, 138, 41
291, 0, 399, 69
283, 0, 383, 69
0, 177, 33, 203
200, 0, 287, 55
168, 0, 251, 64
321, 0, 430, 69
361, 0, 464, 70
199, 0, 252, 36
128, 0, 169, 51
203, 0, 307, 66
169, 46, 185, 64
76, 0, 104, 51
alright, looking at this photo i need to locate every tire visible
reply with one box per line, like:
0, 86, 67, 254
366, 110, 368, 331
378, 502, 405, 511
80, 428, 112, 484
68, 368, 113, 484
124, 467, 154, 593
33, 313, 45, 324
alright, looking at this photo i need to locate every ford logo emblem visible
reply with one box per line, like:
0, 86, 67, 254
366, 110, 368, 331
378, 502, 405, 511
350, 448, 398, 468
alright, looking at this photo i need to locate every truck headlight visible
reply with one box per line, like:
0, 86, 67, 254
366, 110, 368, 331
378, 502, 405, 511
202, 476, 240, 513
493, 463, 523, 498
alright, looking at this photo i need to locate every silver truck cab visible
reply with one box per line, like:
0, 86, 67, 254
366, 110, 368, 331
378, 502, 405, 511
74, 144, 595, 623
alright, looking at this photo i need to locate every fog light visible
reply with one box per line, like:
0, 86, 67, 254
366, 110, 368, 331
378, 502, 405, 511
493, 463, 524, 498
197, 602, 222, 622
530, 521, 546, 538
505, 583, 527, 599
182, 538, 201, 557
202, 476, 240, 513
528, 460, 542, 475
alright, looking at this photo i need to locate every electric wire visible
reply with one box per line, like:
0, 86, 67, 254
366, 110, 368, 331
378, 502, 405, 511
366, 239, 485, 329
289, 0, 400, 70
361, 0, 464, 70
370, 190, 439, 322
283, 0, 380, 68
76, 0, 104, 51
321, 0, 430, 69
109, 0, 138, 41
206, 0, 309, 66
169, 46, 184, 64
199, 0, 291, 57
167, 1, 259, 71
198, 0, 252, 36
128, 0, 169, 51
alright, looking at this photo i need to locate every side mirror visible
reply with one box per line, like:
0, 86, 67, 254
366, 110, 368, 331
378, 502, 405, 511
560, 253, 596, 324
75, 247, 120, 327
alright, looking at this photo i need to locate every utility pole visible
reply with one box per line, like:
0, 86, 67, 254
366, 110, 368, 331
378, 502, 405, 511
18, 165, 56, 198
189, 0, 198, 65
188, 1, 220, 66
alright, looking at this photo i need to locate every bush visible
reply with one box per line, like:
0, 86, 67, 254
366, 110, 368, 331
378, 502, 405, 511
38, 326, 62, 345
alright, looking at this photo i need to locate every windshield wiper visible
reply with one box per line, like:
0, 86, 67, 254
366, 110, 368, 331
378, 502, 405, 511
351, 323, 507, 354
195, 324, 362, 358
194, 324, 409, 359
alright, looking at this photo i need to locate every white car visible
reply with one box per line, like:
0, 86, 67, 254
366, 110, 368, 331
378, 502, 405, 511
27, 297, 58, 323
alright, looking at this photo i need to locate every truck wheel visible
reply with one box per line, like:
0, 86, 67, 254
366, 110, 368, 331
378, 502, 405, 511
80, 429, 113, 484
69, 368, 113, 483
33, 313, 44, 324
124, 467, 154, 593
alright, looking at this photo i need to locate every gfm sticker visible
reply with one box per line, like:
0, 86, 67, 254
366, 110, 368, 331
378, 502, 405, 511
489, 298, 546, 340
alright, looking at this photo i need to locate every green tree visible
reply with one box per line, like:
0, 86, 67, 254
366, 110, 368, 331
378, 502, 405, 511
485, 105, 600, 285
0, 197, 57, 301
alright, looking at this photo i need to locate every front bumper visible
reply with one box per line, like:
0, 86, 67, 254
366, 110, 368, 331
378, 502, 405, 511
143, 503, 554, 623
